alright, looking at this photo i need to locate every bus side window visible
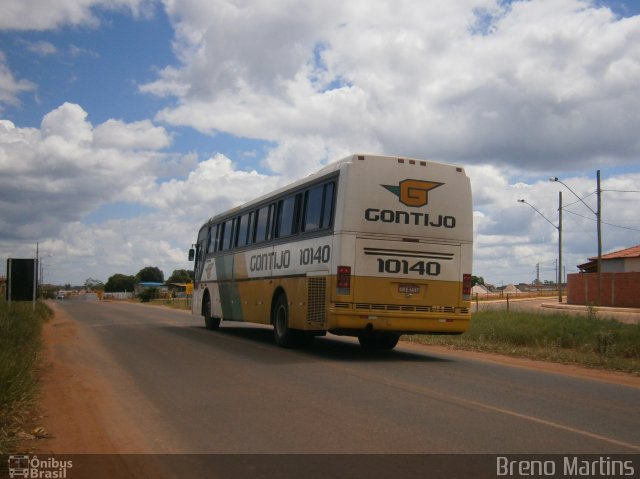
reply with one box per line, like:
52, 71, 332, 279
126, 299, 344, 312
321, 181, 335, 228
223, 218, 237, 250
219, 220, 232, 251
276, 194, 301, 238
248, 211, 257, 245
214, 223, 221, 252
237, 213, 252, 248
303, 184, 323, 232
207, 224, 218, 253
255, 205, 271, 243
246, 211, 255, 245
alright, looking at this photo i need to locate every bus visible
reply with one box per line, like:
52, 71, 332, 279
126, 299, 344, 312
188, 154, 472, 350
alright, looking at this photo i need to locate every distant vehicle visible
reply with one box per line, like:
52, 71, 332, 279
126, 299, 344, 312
56, 291, 65, 300
188, 154, 473, 350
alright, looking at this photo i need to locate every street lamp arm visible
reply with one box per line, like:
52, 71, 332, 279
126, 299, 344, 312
517, 199, 558, 230
549, 177, 597, 216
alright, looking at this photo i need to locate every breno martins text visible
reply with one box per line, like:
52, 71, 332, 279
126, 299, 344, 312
496, 456, 636, 477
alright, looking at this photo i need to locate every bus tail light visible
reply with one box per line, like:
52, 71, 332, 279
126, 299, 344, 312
337, 266, 351, 294
462, 274, 472, 301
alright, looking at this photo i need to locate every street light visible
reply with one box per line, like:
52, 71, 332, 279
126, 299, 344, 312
550, 171, 602, 306
518, 193, 563, 303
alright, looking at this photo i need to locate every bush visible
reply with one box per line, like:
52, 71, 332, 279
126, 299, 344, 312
138, 287, 159, 303
0, 300, 52, 453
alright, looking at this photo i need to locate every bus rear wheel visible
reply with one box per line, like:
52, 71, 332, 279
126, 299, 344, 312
273, 294, 294, 347
358, 333, 400, 351
272, 294, 313, 348
203, 293, 221, 330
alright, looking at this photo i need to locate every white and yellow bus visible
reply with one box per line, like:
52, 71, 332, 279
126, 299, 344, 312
188, 154, 472, 350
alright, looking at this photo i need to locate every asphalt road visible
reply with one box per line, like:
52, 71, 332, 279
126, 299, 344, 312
52, 299, 640, 460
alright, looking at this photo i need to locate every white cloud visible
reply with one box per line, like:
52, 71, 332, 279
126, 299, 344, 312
0, 103, 284, 284
1, 103, 637, 285
24, 40, 58, 56
2, 0, 639, 287
0, 103, 168, 240
142, 0, 640, 176
0, 52, 35, 109
93, 119, 172, 150
0, 0, 154, 30
468, 166, 640, 285
145, 153, 281, 213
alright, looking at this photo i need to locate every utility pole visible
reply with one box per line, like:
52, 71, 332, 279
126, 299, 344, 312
550, 171, 602, 306
558, 191, 563, 303
596, 170, 602, 306
518, 196, 563, 303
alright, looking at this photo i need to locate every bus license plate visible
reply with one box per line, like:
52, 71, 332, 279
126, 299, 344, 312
398, 284, 420, 294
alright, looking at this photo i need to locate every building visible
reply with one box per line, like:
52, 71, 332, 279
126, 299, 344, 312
576, 244, 640, 273
567, 244, 640, 308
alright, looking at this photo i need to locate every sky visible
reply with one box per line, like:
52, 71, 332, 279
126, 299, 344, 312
1, 0, 639, 287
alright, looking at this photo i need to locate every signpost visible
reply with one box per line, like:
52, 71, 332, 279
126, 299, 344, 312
6, 258, 38, 308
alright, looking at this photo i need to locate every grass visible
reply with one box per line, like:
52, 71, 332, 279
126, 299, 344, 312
406, 311, 640, 375
0, 300, 52, 454
149, 297, 192, 310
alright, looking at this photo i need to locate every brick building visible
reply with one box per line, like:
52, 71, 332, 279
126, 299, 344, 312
567, 244, 640, 308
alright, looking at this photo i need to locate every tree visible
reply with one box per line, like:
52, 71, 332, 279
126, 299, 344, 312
136, 266, 164, 283
104, 274, 137, 293
472, 276, 485, 287
166, 269, 193, 283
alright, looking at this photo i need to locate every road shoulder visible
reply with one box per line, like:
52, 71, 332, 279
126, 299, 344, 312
34, 302, 164, 454
400, 341, 640, 388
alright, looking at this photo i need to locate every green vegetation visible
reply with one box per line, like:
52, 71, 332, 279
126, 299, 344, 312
166, 269, 193, 283
138, 286, 159, 302
149, 298, 191, 310
104, 273, 137, 293
407, 311, 640, 375
136, 266, 164, 283
0, 300, 52, 453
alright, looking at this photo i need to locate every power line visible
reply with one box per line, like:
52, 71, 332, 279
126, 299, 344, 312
561, 190, 596, 209
563, 208, 640, 232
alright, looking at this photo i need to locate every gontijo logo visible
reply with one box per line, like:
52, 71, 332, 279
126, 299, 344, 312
382, 179, 443, 207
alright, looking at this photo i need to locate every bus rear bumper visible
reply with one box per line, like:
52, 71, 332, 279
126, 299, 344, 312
327, 309, 470, 336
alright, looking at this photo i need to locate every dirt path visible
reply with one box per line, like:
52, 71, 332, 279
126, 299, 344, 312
34, 303, 165, 454
32, 302, 639, 455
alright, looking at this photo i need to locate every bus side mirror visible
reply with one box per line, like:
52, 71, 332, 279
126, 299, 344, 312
188, 248, 195, 261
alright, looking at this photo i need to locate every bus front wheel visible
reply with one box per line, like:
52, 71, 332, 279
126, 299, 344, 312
358, 333, 400, 351
203, 293, 221, 330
